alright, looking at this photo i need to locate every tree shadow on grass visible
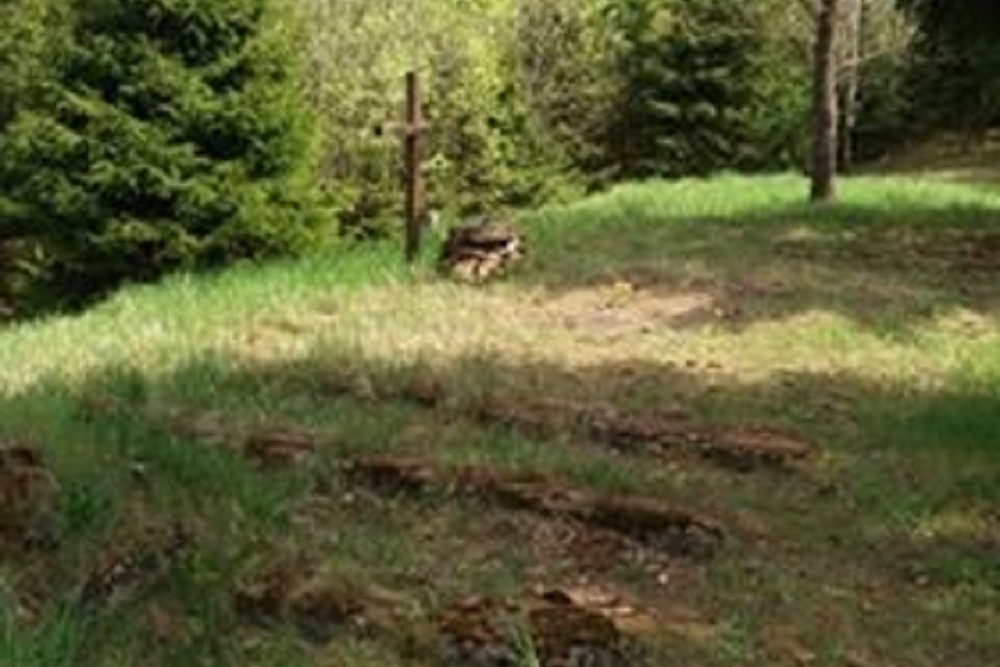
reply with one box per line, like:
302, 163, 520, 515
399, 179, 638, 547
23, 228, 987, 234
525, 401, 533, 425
4, 343, 996, 522
0, 342, 997, 666
517, 197, 1000, 336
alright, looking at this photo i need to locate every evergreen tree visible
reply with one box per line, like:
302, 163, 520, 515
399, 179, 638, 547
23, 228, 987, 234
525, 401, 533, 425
0, 0, 64, 130
603, 0, 764, 178
0, 0, 322, 308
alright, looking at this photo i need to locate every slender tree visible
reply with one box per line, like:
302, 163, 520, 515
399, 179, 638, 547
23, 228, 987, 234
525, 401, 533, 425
840, 0, 864, 171
810, 0, 841, 202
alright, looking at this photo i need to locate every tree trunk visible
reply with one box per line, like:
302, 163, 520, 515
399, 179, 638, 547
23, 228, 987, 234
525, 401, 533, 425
811, 0, 841, 202
841, 0, 864, 171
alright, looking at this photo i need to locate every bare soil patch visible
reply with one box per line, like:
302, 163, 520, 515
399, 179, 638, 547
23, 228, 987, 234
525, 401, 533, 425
698, 424, 817, 472
157, 378, 814, 475
319, 371, 816, 473
479, 397, 814, 473
233, 550, 667, 665
540, 285, 719, 335
81, 518, 192, 607
437, 586, 655, 667
244, 427, 318, 469
351, 456, 725, 560
0, 440, 56, 552
234, 556, 413, 642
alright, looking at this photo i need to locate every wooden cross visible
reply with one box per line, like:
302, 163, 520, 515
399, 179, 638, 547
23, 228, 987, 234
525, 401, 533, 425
378, 71, 432, 262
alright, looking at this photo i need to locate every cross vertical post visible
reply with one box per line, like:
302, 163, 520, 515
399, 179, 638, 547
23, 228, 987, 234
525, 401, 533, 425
402, 71, 430, 262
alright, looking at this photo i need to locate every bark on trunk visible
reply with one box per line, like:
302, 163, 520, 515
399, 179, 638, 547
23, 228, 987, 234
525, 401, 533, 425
811, 0, 841, 202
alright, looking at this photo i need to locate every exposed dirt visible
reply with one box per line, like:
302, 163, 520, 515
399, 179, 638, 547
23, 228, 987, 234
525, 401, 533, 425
256, 314, 826, 469
589, 265, 675, 290
144, 602, 192, 645
234, 556, 414, 643
81, 518, 192, 607
436, 586, 654, 667
474, 396, 575, 435
351, 457, 725, 560
234, 551, 663, 664
0, 440, 56, 551
498, 512, 653, 576
157, 405, 235, 448
321, 366, 816, 474
699, 424, 816, 472
912, 231, 1000, 273
541, 285, 720, 336
243, 427, 318, 469
534, 585, 659, 636
149, 385, 814, 476
480, 397, 814, 473
541, 271, 799, 334
234, 556, 310, 623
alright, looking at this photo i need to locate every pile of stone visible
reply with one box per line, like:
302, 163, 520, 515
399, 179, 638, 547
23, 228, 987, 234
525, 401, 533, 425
439, 218, 526, 283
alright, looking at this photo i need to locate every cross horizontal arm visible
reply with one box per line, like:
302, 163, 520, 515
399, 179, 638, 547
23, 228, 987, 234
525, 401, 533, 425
376, 121, 432, 138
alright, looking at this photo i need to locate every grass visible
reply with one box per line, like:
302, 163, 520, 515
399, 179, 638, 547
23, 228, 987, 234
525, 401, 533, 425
870, 129, 1000, 188
1, 174, 998, 666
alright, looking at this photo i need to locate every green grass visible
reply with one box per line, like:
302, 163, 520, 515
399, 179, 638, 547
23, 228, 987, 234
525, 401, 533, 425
1, 174, 998, 667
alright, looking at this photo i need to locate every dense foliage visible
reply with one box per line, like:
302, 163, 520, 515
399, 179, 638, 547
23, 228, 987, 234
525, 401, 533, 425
902, 0, 1000, 143
1, 0, 994, 314
603, 0, 770, 177
296, 0, 600, 236
298, 0, 920, 219
0, 0, 322, 309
